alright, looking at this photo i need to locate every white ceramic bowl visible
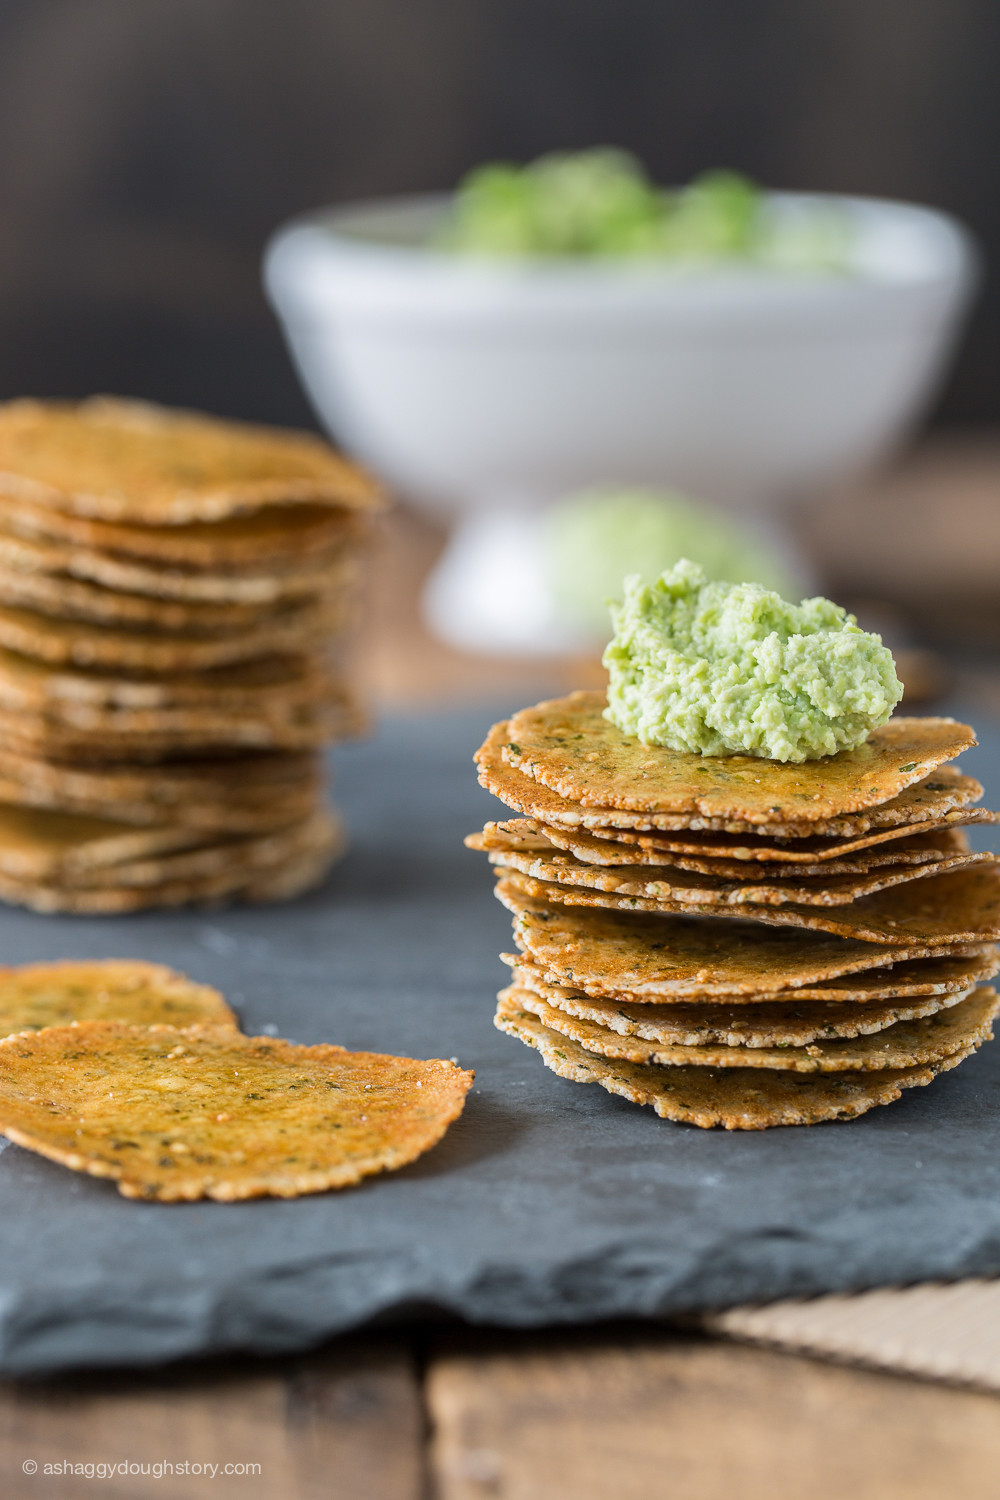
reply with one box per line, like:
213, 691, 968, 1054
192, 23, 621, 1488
264, 193, 977, 649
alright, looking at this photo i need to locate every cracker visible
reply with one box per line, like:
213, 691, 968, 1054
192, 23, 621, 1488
0, 697, 361, 762
497, 864, 1000, 947
504, 948, 999, 1010
494, 994, 972, 1129
0, 397, 382, 522
502, 983, 998, 1072
0, 565, 292, 633
0, 524, 360, 603
0, 1022, 472, 1199
0, 775, 321, 833
0, 960, 235, 1038
474, 830, 988, 906
498, 881, 990, 998
56, 811, 338, 889
0, 815, 343, 913
504, 957, 997, 1042
0, 596, 344, 673
500, 820, 977, 876
0, 745, 319, 802
476, 720, 987, 836
0, 802, 211, 880
0, 647, 341, 712
502, 693, 975, 822
2, 494, 367, 568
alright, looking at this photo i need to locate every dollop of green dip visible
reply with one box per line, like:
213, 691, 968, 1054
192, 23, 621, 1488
437, 150, 851, 270
603, 559, 903, 762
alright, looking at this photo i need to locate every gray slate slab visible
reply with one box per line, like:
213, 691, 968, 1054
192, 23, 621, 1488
0, 701, 999, 1375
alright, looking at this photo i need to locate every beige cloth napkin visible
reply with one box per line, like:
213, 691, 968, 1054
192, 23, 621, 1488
701, 1280, 1000, 1390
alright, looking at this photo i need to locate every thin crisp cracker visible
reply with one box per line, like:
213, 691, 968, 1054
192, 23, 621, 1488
498, 882, 990, 998
0, 1022, 472, 1199
0, 595, 344, 673
502, 693, 975, 823
495, 994, 971, 1129
0, 523, 359, 603
474, 829, 990, 906
476, 720, 987, 837
497, 865, 1000, 947
0, 812, 343, 913
0, 960, 235, 1038
1, 493, 366, 568
502, 983, 998, 1072
504, 956, 998, 1043
499, 819, 979, 876
503, 948, 1000, 1008
0, 397, 382, 522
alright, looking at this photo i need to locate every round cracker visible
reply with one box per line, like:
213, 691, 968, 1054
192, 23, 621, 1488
0, 524, 360, 603
497, 865, 1000, 948
0, 647, 341, 712
503, 951, 1000, 1014
0, 745, 318, 799
475, 832, 990, 907
476, 719, 987, 837
0, 397, 382, 522
1, 493, 367, 568
503, 693, 975, 823
495, 994, 973, 1130
0, 811, 343, 913
501, 820, 976, 876
0, 960, 235, 1038
505, 958, 997, 1042
499, 882, 990, 999
0, 1021, 472, 1200
502, 983, 998, 1072
0, 596, 345, 673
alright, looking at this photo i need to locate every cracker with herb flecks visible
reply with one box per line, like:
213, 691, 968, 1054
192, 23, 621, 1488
0, 698, 359, 762
499, 882, 992, 1000
0, 812, 342, 913
503, 692, 976, 823
0, 960, 236, 1038
500, 954, 1000, 1026
487, 820, 975, 877
0, 1022, 472, 1200
473, 830, 991, 907
0, 523, 361, 604
494, 993, 972, 1130
497, 864, 1000, 948
0, 596, 344, 675
476, 720, 988, 836
502, 983, 998, 1073
2, 493, 364, 568
0, 397, 381, 522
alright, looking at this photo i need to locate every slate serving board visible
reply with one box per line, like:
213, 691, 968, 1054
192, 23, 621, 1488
1, 700, 1000, 1376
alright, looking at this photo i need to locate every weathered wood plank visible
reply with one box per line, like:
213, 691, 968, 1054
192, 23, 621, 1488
0, 1337, 424, 1500
428, 1328, 1000, 1500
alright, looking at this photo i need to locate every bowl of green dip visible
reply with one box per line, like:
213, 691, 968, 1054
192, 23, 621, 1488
265, 151, 977, 651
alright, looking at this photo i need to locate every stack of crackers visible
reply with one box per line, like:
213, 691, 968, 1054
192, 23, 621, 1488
0, 959, 472, 1200
0, 397, 382, 912
469, 691, 1000, 1129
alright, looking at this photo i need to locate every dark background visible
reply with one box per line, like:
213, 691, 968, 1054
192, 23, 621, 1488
0, 0, 996, 431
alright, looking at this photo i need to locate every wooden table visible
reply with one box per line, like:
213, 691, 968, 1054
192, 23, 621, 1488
5, 441, 1000, 1499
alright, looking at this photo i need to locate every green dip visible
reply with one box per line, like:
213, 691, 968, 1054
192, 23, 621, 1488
603, 559, 903, 762
437, 150, 851, 270
544, 487, 793, 638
